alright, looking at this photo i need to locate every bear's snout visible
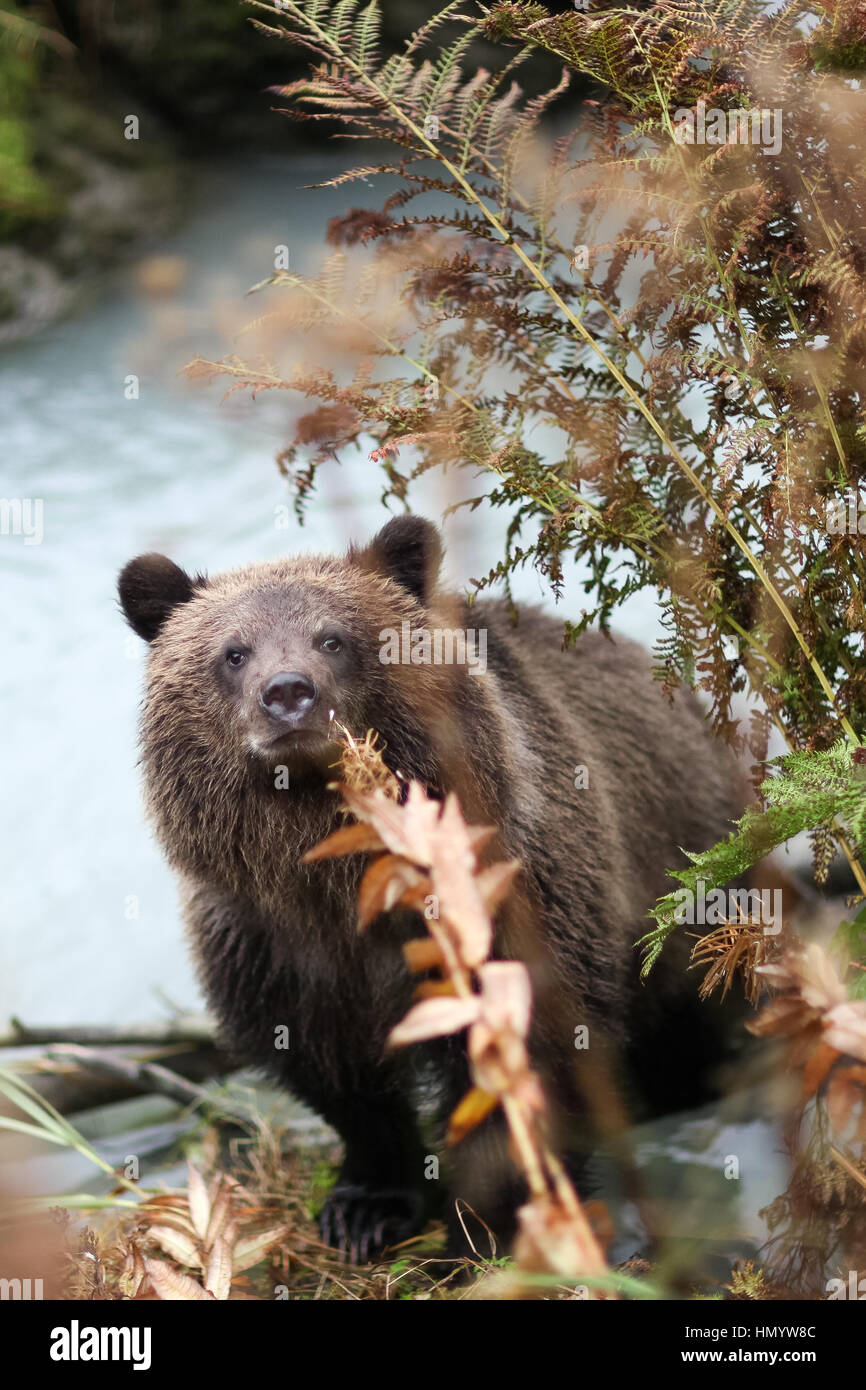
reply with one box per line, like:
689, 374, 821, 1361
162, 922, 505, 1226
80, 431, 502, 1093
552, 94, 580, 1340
259, 671, 319, 724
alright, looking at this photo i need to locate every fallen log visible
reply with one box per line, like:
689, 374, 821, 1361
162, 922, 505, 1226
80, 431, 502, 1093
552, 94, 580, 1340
0, 1014, 214, 1048
0, 1040, 233, 1119
44, 1044, 248, 1121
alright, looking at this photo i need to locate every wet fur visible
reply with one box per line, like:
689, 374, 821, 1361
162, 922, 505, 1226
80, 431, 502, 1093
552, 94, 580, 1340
119, 518, 745, 1258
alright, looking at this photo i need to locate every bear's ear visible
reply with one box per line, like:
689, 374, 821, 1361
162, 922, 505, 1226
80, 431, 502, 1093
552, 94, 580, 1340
118, 554, 198, 642
359, 516, 442, 605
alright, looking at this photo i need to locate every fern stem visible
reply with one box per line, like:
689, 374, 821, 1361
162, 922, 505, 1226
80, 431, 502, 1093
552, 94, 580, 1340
630, 45, 859, 743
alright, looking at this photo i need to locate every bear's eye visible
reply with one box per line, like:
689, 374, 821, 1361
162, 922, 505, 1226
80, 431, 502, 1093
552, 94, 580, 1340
225, 648, 247, 669
320, 635, 343, 655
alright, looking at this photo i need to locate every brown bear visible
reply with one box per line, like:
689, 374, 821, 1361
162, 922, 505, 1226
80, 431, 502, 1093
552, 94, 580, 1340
118, 515, 744, 1261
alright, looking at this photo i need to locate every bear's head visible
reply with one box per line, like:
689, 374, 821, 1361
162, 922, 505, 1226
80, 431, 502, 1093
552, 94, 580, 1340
118, 516, 457, 788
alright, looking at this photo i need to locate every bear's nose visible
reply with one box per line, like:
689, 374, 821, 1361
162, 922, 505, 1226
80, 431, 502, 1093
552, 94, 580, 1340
259, 672, 318, 722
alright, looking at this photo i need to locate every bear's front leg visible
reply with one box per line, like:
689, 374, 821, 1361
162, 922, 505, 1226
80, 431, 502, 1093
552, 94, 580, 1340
293, 1082, 430, 1262
187, 885, 433, 1260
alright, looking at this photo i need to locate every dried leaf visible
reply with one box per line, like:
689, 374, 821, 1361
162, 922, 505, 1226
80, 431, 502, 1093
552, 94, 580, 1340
802, 1040, 838, 1100
429, 797, 495, 966
143, 1257, 213, 1301
388, 994, 479, 1048
513, 1197, 608, 1284
231, 1225, 287, 1275
147, 1224, 202, 1270
302, 821, 386, 862
477, 961, 533, 1039
467, 825, 498, 856
798, 943, 850, 1012
447, 1086, 499, 1143
826, 1066, 866, 1138
142, 1194, 196, 1215
204, 1180, 235, 1250
824, 1000, 866, 1063
187, 1164, 211, 1242
342, 782, 440, 864
746, 994, 815, 1038
139, 1208, 199, 1240
118, 1240, 148, 1300
469, 1018, 534, 1098
475, 860, 522, 915
758, 943, 848, 1012
358, 854, 422, 928
403, 937, 446, 973
414, 979, 458, 999
205, 1228, 235, 1301
398, 878, 436, 915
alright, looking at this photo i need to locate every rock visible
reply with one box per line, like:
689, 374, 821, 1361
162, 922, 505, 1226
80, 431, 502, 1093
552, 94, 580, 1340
0, 143, 186, 346
0, 246, 75, 347
52, 148, 183, 273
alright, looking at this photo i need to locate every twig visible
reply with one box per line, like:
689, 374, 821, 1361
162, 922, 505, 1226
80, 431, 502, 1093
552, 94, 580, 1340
0, 1015, 214, 1049
43, 1046, 248, 1124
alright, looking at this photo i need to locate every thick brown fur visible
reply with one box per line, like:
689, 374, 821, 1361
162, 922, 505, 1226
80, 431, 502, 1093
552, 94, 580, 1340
119, 516, 745, 1260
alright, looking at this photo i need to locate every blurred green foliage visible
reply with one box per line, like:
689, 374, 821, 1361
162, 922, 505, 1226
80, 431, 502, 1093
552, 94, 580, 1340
0, 4, 64, 236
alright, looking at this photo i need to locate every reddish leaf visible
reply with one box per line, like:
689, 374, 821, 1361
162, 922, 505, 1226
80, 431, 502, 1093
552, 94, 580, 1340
302, 822, 386, 862
826, 1066, 866, 1137
447, 1086, 499, 1143
402, 937, 446, 973
358, 854, 422, 929
414, 979, 458, 1000
802, 1040, 839, 1100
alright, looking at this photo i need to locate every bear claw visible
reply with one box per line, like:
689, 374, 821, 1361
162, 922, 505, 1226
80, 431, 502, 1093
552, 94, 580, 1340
320, 1183, 425, 1263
